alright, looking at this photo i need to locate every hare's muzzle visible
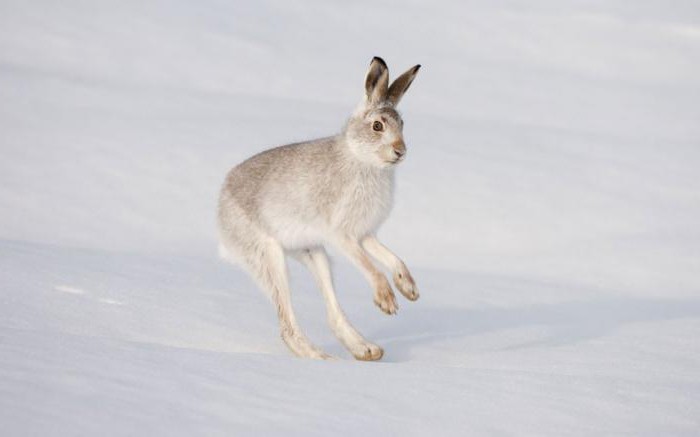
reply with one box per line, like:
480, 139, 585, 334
392, 141, 406, 160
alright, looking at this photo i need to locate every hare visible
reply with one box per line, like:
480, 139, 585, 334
217, 57, 420, 361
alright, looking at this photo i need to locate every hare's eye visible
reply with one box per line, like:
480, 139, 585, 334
372, 121, 384, 132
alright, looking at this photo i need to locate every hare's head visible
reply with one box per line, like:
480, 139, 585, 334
344, 57, 420, 168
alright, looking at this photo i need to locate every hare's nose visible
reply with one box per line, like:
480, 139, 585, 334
392, 142, 406, 158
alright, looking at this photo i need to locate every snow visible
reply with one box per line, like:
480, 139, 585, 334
1, 0, 700, 435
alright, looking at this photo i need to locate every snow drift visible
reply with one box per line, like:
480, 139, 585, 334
1, 0, 699, 435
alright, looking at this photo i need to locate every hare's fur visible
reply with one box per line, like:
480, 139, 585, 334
217, 57, 420, 360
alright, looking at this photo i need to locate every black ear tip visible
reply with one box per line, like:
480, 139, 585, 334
372, 56, 388, 68
414, 64, 421, 72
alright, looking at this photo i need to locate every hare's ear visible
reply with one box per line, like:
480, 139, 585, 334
365, 56, 389, 105
387, 64, 421, 106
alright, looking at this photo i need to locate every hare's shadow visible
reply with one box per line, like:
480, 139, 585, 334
370, 293, 700, 363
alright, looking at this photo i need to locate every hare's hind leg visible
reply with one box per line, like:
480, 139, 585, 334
256, 239, 333, 359
294, 248, 383, 361
222, 229, 331, 359
219, 196, 329, 359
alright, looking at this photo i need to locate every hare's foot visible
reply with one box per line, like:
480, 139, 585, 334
348, 341, 384, 361
282, 331, 334, 360
394, 267, 419, 301
373, 278, 398, 315
332, 323, 384, 361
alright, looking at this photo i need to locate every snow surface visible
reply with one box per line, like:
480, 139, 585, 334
1, 0, 700, 435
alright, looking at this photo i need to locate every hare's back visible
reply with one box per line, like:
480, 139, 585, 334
219, 137, 341, 245
225, 136, 337, 199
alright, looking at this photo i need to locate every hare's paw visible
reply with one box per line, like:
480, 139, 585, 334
349, 341, 384, 361
393, 268, 419, 301
373, 279, 398, 315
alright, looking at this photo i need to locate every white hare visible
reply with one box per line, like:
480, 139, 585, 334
218, 57, 420, 360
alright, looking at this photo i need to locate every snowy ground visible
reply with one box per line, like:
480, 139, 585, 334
1, 0, 700, 435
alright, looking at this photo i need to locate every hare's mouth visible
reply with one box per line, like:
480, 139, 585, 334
386, 156, 404, 165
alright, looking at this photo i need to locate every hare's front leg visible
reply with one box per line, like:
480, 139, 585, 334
361, 235, 419, 301
334, 237, 398, 315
